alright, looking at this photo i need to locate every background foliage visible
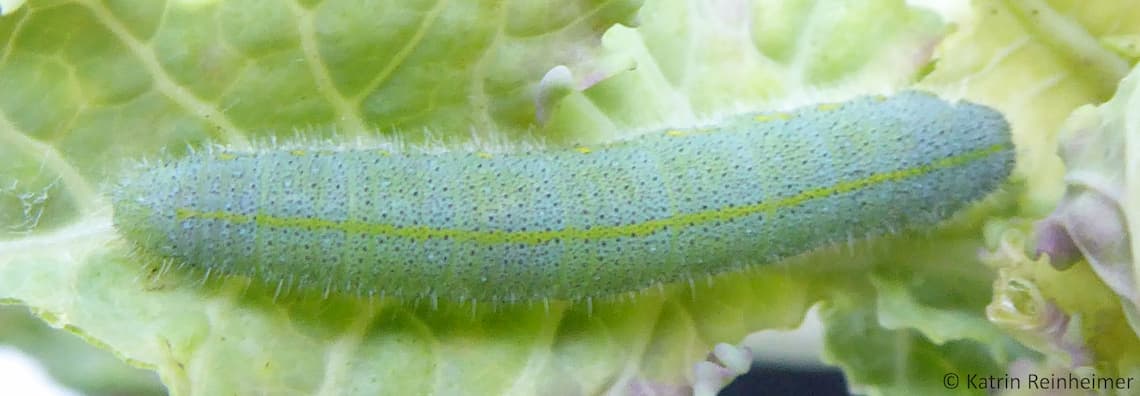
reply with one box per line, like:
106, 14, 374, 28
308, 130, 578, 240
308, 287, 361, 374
2, 0, 1139, 394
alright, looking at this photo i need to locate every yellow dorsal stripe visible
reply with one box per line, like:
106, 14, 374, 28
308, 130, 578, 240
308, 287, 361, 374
175, 143, 1008, 245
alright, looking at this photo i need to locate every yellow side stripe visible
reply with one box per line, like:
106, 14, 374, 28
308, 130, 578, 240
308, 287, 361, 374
176, 143, 1009, 245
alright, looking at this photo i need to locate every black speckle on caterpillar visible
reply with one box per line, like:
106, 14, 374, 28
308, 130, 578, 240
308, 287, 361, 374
111, 91, 1015, 304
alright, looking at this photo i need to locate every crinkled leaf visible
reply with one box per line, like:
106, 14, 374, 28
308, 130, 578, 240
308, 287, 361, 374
1, 0, 1110, 395
929, 0, 1140, 392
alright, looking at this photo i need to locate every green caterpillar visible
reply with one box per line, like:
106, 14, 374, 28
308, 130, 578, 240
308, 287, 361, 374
112, 91, 1014, 303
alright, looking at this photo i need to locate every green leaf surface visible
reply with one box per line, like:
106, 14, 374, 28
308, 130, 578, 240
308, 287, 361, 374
924, 0, 1140, 394
0, 305, 164, 395
2, 0, 1135, 395
983, 47, 1140, 396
